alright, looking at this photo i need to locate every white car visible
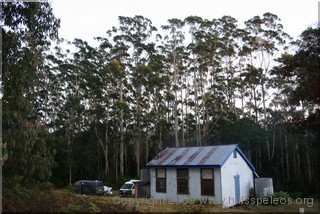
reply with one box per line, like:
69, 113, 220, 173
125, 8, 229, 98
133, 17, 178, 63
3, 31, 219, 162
119, 179, 140, 196
103, 185, 112, 195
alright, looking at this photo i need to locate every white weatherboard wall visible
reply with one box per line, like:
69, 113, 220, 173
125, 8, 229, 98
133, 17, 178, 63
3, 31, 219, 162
150, 168, 222, 204
220, 150, 254, 207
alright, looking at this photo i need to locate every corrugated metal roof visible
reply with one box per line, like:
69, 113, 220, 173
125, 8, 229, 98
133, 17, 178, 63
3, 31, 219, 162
146, 144, 255, 171
146, 144, 234, 167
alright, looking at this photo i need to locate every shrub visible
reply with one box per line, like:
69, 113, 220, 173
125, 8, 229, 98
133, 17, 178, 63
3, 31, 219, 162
249, 187, 257, 199
289, 191, 303, 198
264, 191, 291, 206
273, 191, 291, 199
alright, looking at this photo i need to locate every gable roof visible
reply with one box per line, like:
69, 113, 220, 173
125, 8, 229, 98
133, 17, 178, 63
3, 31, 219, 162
146, 144, 255, 171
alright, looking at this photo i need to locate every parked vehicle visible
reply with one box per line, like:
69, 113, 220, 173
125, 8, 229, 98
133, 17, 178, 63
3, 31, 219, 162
104, 185, 113, 195
119, 179, 140, 196
74, 180, 112, 195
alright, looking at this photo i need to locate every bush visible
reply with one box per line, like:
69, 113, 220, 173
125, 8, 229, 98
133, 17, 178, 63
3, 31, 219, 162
249, 187, 257, 199
289, 191, 303, 198
38, 181, 54, 192
2, 176, 58, 212
3, 177, 36, 207
264, 191, 291, 206
273, 191, 291, 199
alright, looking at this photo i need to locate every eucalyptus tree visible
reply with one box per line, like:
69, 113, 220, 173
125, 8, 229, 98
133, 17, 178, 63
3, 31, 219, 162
42, 43, 72, 128
184, 16, 205, 146
201, 16, 245, 144
116, 16, 157, 176
43, 43, 80, 184
93, 36, 113, 176
243, 12, 291, 161
161, 18, 185, 147
271, 25, 320, 187
69, 37, 114, 178
2, 1, 60, 181
105, 21, 134, 176
272, 25, 320, 107
216, 16, 242, 113
48, 39, 89, 184
185, 16, 234, 145
146, 42, 172, 153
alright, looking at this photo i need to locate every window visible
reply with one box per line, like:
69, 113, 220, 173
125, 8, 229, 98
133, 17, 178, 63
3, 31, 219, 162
177, 169, 189, 194
201, 168, 214, 196
233, 150, 237, 158
156, 168, 166, 192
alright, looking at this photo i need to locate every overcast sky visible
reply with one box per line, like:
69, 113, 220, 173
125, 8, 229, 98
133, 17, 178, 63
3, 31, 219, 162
51, 0, 318, 45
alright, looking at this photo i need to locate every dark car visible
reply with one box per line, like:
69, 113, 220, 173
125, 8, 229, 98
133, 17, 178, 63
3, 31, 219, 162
74, 180, 104, 195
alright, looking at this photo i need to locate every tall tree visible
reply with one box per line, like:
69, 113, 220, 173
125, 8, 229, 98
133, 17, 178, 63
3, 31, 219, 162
272, 25, 320, 106
161, 18, 185, 147
243, 12, 290, 161
271, 25, 320, 189
2, 1, 60, 181
118, 16, 157, 176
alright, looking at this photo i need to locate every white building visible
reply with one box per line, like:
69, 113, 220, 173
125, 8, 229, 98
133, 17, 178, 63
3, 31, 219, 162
146, 144, 255, 207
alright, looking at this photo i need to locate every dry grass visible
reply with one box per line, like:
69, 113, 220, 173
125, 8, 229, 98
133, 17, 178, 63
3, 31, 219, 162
4, 186, 319, 213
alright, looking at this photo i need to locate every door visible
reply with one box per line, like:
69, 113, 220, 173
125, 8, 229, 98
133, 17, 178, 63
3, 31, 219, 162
234, 175, 240, 204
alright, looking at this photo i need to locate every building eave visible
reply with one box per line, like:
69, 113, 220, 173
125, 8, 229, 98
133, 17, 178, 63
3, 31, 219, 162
145, 164, 221, 169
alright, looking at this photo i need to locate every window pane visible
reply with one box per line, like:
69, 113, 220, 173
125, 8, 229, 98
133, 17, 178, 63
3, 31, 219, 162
202, 169, 213, 179
177, 178, 189, 194
157, 169, 165, 178
158, 179, 165, 189
233, 150, 237, 158
201, 179, 214, 195
156, 178, 166, 192
177, 169, 188, 177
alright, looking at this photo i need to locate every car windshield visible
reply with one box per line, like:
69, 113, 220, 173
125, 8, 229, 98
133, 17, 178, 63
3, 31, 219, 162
121, 183, 133, 189
95, 181, 103, 187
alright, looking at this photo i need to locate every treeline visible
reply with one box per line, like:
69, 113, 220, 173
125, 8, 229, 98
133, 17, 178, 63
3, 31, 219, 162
2, 2, 319, 196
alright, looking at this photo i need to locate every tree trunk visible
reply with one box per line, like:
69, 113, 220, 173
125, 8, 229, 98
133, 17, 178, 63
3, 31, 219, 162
66, 120, 73, 185
136, 92, 141, 177
194, 60, 200, 146
145, 132, 149, 165
271, 125, 275, 160
292, 139, 297, 177
253, 88, 258, 123
285, 134, 290, 181
104, 121, 109, 176
173, 49, 179, 147
295, 142, 301, 177
181, 89, 185, 147
136, 128, 140, 177
119, 81, 124, 176
114, 140, 118, 181
95, 121, 109, 177
280, 129, 285, 183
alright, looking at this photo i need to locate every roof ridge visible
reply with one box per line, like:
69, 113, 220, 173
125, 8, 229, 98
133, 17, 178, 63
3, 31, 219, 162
164, 144, 237, 149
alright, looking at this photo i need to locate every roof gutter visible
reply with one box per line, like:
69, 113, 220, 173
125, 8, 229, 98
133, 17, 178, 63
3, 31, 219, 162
254, 171, 260, 178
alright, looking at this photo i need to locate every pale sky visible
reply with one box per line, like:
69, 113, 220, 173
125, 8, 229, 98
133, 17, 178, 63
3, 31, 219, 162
51, 0, 318, 45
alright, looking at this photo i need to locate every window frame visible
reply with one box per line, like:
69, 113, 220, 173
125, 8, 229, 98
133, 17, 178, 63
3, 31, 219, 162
177, 168, 189, 194
156, 168, 166, 193
201, 168, 215, 196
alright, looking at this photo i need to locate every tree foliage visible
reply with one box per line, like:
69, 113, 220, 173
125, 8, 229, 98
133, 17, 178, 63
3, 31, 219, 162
2, 1, 60, 181
272, 25, 320, 105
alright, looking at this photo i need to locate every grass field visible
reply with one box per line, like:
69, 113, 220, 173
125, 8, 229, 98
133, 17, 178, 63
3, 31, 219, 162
3, 187, 319, 213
